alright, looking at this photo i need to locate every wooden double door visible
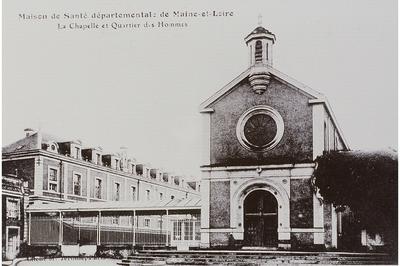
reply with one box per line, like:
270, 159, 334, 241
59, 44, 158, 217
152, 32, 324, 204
244, 190, 278, 247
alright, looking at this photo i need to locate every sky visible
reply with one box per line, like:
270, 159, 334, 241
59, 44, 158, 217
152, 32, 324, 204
3, 0, 397, 177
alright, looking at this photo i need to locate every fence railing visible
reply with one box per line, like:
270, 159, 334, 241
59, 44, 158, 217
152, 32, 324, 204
29, 213, 198, 248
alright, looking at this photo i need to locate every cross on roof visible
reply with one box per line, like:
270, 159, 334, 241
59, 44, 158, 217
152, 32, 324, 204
258, 14, 263, 26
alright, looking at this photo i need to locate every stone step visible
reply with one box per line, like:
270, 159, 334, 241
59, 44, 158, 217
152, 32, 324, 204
130, 253, 391, 261
122, 258, 392, 265
136, 251, 390, 258
121, 250, 395, 265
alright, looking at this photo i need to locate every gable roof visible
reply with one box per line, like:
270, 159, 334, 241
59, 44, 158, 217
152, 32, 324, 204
199, 66, 350, 149
199, 66, 325, 111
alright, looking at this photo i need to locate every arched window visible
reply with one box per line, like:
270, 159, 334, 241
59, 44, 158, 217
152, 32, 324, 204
255, 40, 263, 63
324, 122, 329, 151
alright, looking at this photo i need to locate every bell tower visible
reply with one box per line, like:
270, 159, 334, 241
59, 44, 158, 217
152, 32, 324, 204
245, 19, 276, 67
245, 20, 276, 95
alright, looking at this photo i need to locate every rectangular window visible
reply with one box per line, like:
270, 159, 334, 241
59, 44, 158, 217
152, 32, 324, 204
131, 186, 136, 201
6, 199, 19, 219
73, 173, 82, 196
146, 189, 150, 201
173, 221, 182, 240
114, 182, 120, 201
159, 192, 163, 201
48, 167, 58, 192
144, 218, 150, 227
95, 178, 102, 199
184, 220, 193, 240
115, 159, 119, 170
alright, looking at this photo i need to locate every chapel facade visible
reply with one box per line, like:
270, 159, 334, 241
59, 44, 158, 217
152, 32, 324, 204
199, 26, 349, 249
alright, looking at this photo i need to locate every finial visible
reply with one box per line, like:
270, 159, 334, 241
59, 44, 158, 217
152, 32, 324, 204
258, 14, 263, 26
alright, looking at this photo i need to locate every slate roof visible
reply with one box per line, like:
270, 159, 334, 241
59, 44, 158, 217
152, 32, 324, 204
247, 26, 273, 36
2, 132, 67, 153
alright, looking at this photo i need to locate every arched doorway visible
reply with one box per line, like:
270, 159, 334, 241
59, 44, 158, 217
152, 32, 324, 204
244, 190, 278, 247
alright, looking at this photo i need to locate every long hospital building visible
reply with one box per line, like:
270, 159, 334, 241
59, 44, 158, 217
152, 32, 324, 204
3, 25, 351, 258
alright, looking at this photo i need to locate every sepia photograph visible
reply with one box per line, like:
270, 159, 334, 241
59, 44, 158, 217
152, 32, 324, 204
2, 0, 397, 265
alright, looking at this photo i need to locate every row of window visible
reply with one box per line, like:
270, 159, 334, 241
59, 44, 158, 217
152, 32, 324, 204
47, 167, 177, 201
46, 144, 185, 188
64, 215, 161, 228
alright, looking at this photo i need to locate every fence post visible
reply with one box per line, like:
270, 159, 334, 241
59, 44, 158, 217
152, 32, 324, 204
59, 211, 63, 245
97, 211, 101, 245
192, 216, 196, 241
132, 210, 136, 248
78, 213, 81, 244
165, 210, 169, 247
28, 212, 31, 245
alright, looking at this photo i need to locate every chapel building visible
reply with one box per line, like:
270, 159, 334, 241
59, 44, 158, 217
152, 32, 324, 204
199, 26, 349, 249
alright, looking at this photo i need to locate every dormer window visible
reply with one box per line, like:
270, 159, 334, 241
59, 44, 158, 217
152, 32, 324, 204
75, 147, 81, 159
96, 153, 101, 165
136, 164, 143, 176
131, 164, 135, 174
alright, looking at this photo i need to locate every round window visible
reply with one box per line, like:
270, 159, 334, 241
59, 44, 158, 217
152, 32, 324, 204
236, 105, 284, 152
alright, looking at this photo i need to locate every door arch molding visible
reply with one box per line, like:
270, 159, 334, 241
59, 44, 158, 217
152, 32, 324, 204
231, 178, 290, 239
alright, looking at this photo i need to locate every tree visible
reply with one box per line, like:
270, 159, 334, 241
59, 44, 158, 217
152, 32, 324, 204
313, 150, 397, 233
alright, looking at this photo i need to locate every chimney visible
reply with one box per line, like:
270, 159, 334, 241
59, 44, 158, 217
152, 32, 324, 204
24, 128, 35, 137
120, 146, 128, 157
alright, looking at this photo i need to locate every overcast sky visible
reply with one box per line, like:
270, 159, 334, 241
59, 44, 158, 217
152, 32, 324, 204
3, 0, 397, 177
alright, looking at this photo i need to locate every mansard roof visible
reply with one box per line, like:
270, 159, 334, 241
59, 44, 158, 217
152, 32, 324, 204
2, 130, 200, 189
2, 132, 72, 153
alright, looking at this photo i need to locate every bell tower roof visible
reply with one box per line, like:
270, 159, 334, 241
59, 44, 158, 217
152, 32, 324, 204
245, 26, 276, 44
